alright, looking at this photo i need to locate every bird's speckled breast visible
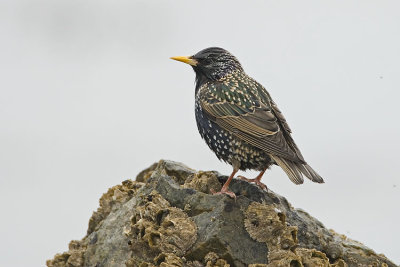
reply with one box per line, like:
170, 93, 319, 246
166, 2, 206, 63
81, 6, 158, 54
195, 92, 272, 171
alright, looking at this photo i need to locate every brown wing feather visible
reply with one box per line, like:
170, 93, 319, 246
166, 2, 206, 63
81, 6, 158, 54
200, 83, 304, 163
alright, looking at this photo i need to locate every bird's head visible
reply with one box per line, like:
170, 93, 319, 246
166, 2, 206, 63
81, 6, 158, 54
171, 47, 243, 87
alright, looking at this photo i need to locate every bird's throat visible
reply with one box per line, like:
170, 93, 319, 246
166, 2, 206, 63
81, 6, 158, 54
194, 71, 210, 94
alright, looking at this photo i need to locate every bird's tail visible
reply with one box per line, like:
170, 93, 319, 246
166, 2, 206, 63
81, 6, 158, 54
271, 156, 324, 185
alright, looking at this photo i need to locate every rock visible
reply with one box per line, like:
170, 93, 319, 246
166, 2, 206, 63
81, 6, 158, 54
47, 160, 397, 267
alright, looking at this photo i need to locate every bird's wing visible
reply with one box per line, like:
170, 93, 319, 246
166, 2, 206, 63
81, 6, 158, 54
256, 86, 306, 162
199, 79, 305, 163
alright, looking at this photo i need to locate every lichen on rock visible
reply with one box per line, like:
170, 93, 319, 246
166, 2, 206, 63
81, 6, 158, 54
47, 160, 398, 267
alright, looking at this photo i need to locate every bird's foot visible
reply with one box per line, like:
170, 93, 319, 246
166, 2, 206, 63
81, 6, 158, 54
210, 188, 236, 198
238, 175, 268, 190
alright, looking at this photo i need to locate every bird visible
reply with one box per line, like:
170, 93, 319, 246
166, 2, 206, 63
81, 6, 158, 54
171, 47, 324, 197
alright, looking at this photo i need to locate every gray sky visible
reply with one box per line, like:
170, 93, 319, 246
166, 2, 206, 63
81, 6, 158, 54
1, 1, 399, 266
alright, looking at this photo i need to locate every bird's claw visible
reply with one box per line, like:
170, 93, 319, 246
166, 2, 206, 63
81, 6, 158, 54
238, 175, 268, 190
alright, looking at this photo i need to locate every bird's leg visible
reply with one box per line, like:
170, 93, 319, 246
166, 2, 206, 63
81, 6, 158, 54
211, 168, 238, 198
238, 168, 268, 190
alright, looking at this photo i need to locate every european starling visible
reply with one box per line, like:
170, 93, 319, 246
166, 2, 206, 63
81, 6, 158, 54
171, 47, 324, 197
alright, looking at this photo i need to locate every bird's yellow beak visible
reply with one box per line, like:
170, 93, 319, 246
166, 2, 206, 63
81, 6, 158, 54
170, 56, 198, 66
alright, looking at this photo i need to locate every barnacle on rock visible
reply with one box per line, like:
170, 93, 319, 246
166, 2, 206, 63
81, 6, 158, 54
244, 202, 349, 267
87, 179, 144, 234
244, 202, 297, 250
183, 171, 222, 194
155, 253, 183, 267
204, 252, 230, 267
126, 191, 197, 259
46, 240, 86, 267
47, 160, 398, 267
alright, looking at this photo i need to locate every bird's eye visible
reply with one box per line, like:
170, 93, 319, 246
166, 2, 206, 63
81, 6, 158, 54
203, 58, 212, 65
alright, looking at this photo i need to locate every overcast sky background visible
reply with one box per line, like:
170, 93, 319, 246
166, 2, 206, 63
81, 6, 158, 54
1, 1, 399, 266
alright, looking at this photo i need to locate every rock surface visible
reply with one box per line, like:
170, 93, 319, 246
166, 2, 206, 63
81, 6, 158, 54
47, 160, 397, 267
